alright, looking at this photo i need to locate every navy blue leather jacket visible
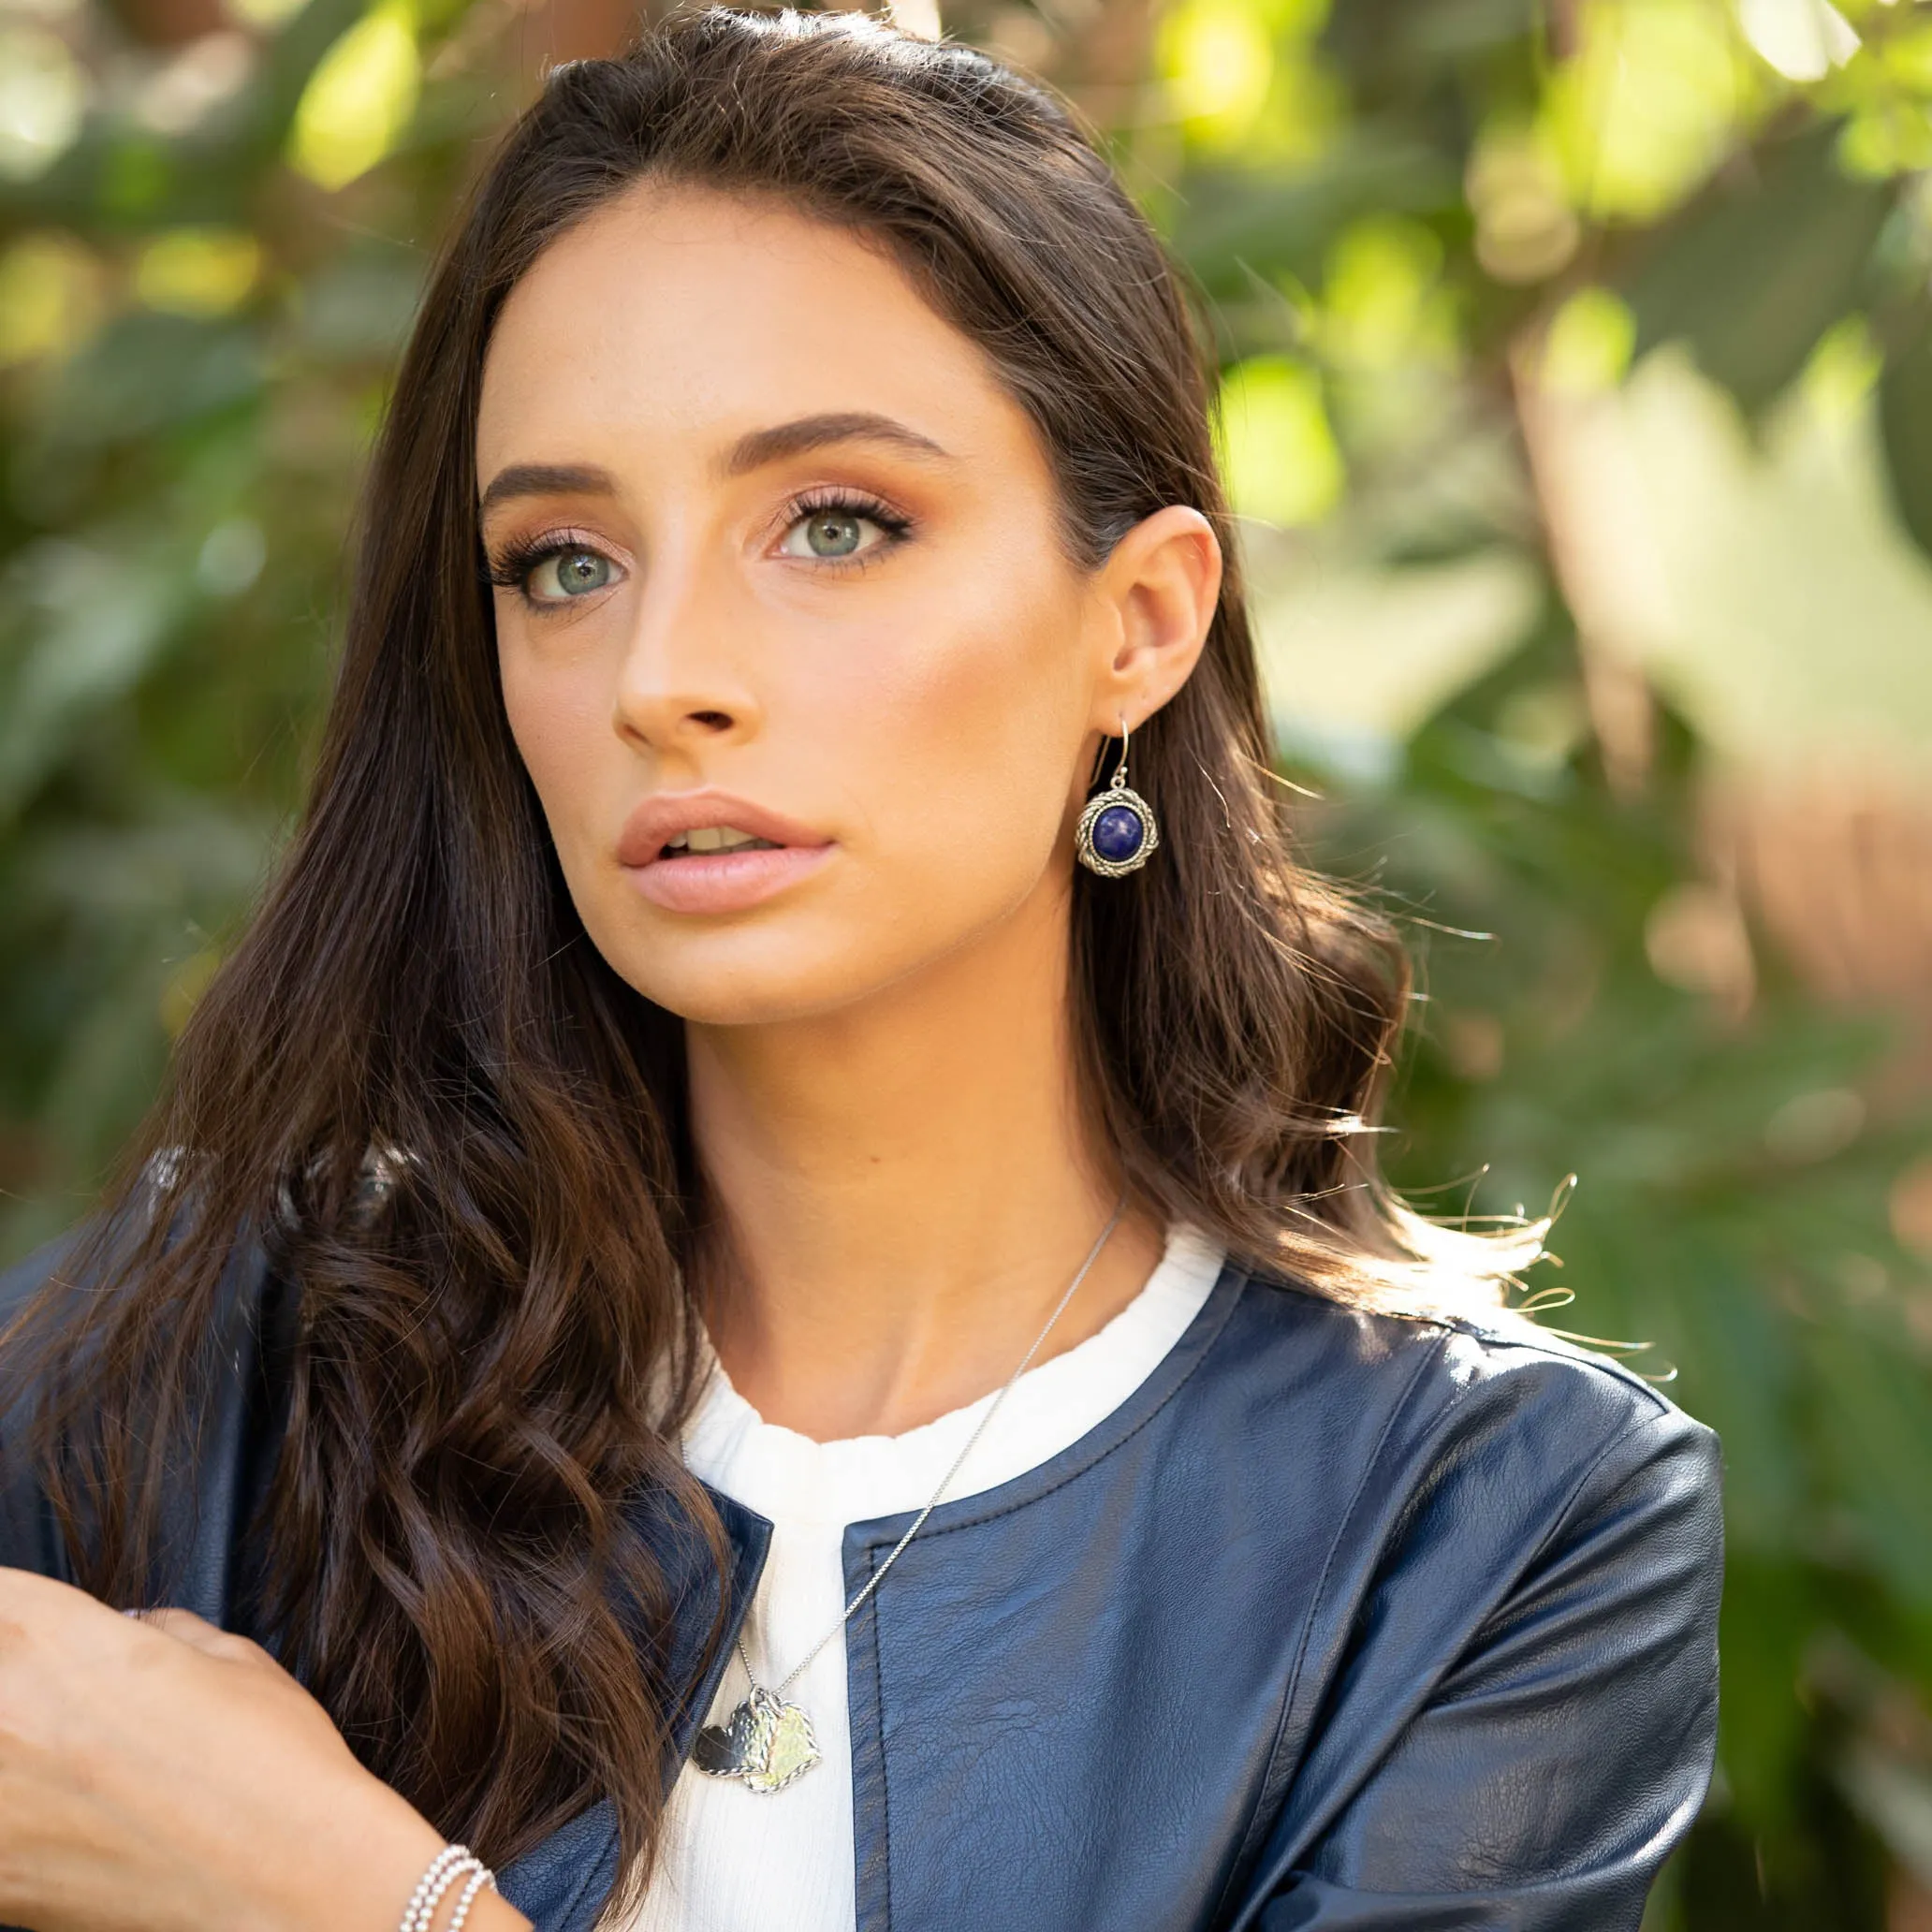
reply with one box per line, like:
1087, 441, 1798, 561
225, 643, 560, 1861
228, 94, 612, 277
1, 1236, 1722, 1932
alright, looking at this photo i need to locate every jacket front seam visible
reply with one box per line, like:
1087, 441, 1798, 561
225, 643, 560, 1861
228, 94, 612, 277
873, 1540, 893, 1932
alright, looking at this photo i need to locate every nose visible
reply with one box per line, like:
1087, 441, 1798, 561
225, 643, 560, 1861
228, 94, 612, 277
611, 549, 763, 761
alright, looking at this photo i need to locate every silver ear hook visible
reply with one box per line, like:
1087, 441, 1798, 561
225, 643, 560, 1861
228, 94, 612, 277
1076, 713, 1161, 879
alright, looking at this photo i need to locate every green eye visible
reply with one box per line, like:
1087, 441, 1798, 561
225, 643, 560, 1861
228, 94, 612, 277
780, 500, 907, 563
531, 549, 611, 598
802, 512, 864, 557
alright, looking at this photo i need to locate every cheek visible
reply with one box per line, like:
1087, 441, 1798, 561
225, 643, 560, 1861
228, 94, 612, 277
498, 641, 616, 871
823, 575, 1086, 904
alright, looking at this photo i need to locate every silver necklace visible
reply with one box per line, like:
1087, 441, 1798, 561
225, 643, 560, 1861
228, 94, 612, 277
689, 1198, 1127, 1794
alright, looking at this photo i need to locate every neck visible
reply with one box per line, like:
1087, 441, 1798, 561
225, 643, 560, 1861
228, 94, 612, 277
687, 879, 1164, 1440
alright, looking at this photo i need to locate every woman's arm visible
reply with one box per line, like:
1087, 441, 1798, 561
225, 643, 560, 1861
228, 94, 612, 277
1247, 1406, 1723, 1931
0, 1568, 534, 1932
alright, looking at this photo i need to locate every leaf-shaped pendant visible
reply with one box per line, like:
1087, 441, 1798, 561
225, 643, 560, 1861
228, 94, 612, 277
740, 1697, 820, 1793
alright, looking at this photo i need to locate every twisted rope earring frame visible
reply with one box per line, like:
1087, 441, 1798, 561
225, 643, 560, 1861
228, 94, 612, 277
1075, 718, 1161, 878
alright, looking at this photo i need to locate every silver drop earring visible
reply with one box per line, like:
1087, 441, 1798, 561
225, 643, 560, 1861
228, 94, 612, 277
1076, 718, 1161, 878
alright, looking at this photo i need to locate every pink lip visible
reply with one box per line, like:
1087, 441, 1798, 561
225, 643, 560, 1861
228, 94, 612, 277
618, 788, 835, 915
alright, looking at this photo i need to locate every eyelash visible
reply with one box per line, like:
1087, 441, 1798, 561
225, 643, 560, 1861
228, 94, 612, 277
481, 490, 916, 605
483, 528, 601, 597
783, 486, 915, 564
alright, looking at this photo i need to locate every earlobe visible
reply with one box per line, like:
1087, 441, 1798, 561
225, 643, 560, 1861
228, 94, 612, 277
1091, 504, 1222, 732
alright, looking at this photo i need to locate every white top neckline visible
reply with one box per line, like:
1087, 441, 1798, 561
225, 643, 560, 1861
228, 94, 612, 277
680, 1220, 1229, 1531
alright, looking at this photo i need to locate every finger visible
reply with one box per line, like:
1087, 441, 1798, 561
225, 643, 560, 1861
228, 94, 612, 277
134, 1608, 280, 1672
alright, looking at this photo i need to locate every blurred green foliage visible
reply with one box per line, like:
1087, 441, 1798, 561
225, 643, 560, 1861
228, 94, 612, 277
3, 0, 1932, 1921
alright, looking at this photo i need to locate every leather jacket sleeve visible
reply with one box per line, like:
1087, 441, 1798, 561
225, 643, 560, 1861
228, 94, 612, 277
1247, 1402, 1722, 1930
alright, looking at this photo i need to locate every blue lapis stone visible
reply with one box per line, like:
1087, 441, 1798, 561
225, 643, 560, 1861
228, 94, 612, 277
1091, 803, 1146, 863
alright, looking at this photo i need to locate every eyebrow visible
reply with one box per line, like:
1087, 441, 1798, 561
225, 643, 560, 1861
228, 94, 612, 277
477, 412, 953, 515
478, 461, 616, 516
721, 411, 953, 476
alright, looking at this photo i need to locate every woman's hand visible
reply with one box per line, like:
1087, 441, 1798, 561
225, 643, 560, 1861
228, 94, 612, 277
0, 1567, 532, 1932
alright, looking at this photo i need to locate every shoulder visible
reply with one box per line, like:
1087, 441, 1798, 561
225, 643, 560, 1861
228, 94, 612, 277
1214, 1260, 1711, 1438
1198, 1262, 1721, 1559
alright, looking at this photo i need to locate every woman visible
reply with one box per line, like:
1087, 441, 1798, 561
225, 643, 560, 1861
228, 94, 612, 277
0, 11, 1722, 1931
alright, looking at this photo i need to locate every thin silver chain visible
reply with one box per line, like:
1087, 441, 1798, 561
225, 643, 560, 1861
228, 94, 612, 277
719, 1196, 1128, 1702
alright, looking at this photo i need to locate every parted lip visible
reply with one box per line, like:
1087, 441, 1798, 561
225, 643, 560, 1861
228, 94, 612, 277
616, 788, 832, 868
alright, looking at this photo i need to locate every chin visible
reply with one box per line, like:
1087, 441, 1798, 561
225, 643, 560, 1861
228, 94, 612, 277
593, 916, 928, 1031
641, 971, 871, 1030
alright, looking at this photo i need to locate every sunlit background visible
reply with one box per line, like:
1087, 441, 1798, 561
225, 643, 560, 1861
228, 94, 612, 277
3, 0, 1932, 1920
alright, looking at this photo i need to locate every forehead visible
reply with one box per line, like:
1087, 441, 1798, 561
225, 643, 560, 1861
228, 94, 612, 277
476, 182, 1037, 481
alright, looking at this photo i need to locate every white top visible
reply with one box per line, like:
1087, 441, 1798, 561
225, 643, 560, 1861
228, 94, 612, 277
622, 1222, 1228, 1932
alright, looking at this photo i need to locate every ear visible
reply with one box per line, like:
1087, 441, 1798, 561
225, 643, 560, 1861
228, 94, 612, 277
1083, 505, 1222, 740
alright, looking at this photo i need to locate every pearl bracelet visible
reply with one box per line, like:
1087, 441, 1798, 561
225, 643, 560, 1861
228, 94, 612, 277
400, 1848, 467, 1932
445, 1862, 498, 1932
401, 1843, 497, 1932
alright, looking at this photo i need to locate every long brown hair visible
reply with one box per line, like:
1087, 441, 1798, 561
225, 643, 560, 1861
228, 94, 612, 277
8, 7, 1544, 1905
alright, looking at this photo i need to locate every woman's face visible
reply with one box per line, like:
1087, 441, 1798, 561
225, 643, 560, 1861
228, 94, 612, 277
477, 183, 1213, 1026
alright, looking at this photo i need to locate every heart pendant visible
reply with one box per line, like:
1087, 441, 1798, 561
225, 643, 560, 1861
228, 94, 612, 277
691, 1686, 821, 1792
693, 1689, 779, 1779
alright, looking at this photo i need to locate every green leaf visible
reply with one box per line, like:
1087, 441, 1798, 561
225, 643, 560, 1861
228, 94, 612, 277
1622, 124, 1895, 415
